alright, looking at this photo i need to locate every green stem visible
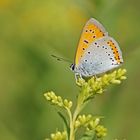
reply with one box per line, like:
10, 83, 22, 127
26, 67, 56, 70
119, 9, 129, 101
66, 108, 73, 140
69, 83, 90, 140
69, 95, 85, 140
69, 104, 81, 140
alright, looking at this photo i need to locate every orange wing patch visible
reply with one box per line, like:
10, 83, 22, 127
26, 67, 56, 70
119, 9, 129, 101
107, 40, 121, 64
75, 19, 107, 65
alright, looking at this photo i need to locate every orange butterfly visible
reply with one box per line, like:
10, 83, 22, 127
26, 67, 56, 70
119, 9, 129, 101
71, 18, 123, 78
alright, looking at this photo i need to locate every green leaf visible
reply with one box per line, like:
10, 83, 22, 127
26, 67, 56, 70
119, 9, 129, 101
80, 130, 96, 140
57, 111, 70, 137
83, 95, 95, 103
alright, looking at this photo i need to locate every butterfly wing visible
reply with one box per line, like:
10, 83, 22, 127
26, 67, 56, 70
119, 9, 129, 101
75, 18, 108, 65
76, 36, 123, 77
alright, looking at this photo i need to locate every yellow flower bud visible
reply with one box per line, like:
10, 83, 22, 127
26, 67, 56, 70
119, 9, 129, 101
68, 101, 73, 108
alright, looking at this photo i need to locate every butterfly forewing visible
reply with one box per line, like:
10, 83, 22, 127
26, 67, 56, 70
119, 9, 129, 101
75, 18, 108, 65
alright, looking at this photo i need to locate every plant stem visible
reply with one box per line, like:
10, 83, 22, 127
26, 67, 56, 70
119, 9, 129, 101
66, 108, 73, 140
69, 105, 80, 140
69, 97, 84, 140
69, 83, 89, 140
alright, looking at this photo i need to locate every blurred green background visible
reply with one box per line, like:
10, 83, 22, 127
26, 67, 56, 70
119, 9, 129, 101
0, 0, 140, 140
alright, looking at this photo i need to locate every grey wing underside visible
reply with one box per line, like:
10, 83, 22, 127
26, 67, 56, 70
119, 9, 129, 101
76, 36, 123, 77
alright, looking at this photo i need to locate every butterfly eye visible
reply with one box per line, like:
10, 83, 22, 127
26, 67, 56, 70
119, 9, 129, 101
70, 64, 75, 71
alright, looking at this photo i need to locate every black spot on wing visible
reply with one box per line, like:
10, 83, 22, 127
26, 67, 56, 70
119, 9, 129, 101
84, 40, 89, 44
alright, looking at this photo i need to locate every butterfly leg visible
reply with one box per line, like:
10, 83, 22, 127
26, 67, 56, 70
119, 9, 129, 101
94, 75, 98, 79
75, 73, 82, 82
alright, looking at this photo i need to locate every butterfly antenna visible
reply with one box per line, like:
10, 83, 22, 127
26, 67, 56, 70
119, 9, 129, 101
51, 55, 72, 64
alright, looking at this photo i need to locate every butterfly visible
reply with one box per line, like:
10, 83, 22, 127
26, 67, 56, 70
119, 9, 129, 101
70, 18, 123, 78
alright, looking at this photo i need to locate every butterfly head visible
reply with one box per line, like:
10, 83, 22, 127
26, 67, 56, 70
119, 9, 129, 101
70, 63, 75, 71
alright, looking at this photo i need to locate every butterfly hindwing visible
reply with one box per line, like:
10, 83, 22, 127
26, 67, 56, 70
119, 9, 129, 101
77, 36, 123, 76
75, 18, 108, 65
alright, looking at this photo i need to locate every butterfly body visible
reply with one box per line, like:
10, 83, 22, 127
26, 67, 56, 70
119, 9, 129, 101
71, 18, 123, 77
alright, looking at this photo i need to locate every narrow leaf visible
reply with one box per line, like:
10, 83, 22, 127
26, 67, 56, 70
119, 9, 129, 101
57, 111, 70, 137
